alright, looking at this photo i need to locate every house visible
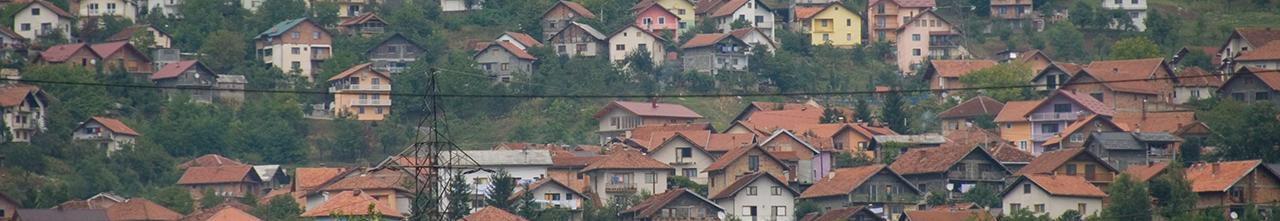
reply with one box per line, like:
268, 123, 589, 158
439, 0, 482, 12
292, 167, 347, 194
618, 188, 724, 221
792, 2, 862, 47
328, 0, 370, 18
710, 172, 797, 221
252, 165, 290, 189
178, 205, 262, 221
1029, 62, 1083, 92
580, 150, 674, 205
545, 147, 605, 195
300, 190, 403, 221
1120, 161, 1168, 183
989, 0, 1033, 21
0, 27, 27, 53
495, 32, 543, 50
787, 123, 896, 159
1216, 67, 1280, 105
631, 1, 680, 40
593, 100, 703, 144
105, 198, 182, 221
301, 168, 413, 216
71, 116, 140, 155
899, 209, 994, 221
866, 0, 935, 42
943, 126, 1035, 172
637, 131, 715, 183
548, 22, 607, 57
1184, 160, 1280, 217
541, 1, 596, 40
1099, 0, 1146, 31
696, 0, 775, 39
438, 150, 553, 209
90, 41, 153, 74
337, 12, 387, 36
14, 209, 109, 221
704, 144, 789, 196
922, 60, 997, 98
176, 165, 264, 199
13, 0, 74, 41
56, 193, 127, 210
639, 0, 695, 33
1022, 90, 1115, 154
0, 193, 18, 221
509, 178, 588, 210
937, 96, 1003, 134
995, 100, 1038, 152
147, 0, 181, 16
869, 134, 946, 150
890, 145, 1012, 199
1000, 174, 1106, 217
1216, 27, 1280, 72
254, 18, 333, 79
607, 25, 668, 66
105, 25, 171, 49
473, 41, 537, 82
458, 206, 527, 221
1015, 148, 1119, 187
681, 33, 750, 74
1082, 132, 1182, 170
799, 164, 923, 220
729, 27, 777, 53
150, 60, 218, 103
177, 154, 245, 169
37, 43, 99, 67
0, 84, 47, 142
1172, 67, 1223, 103
895, 11, 967, 74
1001, 49, 1054, 74
327, 63, 392, 120
758, 129, 830, 184
801, 206, 886, 221
1064, 58, 1180, 109
214, 74, 246, 103
1038, 114, 1126, 150
78, 0, 138, 21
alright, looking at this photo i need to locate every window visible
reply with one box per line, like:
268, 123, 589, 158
1257, 92, 1270, 100
1191, 90, 1200, 99
744, 186, 758, 196
1131, 0, 1138, 4
658, 17, 666, 24
291, 32, 299, 39
1070, 133, 1084, 143
773, 206, 787, 216
1113, 0, 1121, 4
1023, 183, 1032, 194
682, 168, 697, 177
20, 24, 29, 31
1091, 93, 1104, 102
372, 78, 381, 85
847, 19, 852, 26
1078, 203, 1087, 213
846, 33, 852, 41
748, 155, 760, 171
638, 43, 647, 50
912, 48, 921, 56
772, 187, 782, 195
291, 47, 301, 54
678, 9, 685, 15
679, 22, 687, 29
375, 107, 384, 114
1041, 123, 1059, 133
1005, 123, 1012, 129
912, 34, 921, 41
1085, 164, 1096, 180
358, 107, 366, 113
616, 44, 625, 51
822, 33, 829, 41
1053, 103, 1071, 112
575, 44, 587, 52
1232, 93, 1245, 100
876, 4, 885, 13
742, 206, 757, 217
1065, 163, 1077, 175
645, 172, 656, 183
755, 16, 764, 24
31, 8, 39, 15
1034, 204, 1045, 213
678, 147, 692, 158
1011, 203, 1022, 211
313, 31, 320, 39
643, 17, 652, 25
290, 61, 301, 70
500, 63, 509, 71
820, 20, 829, 27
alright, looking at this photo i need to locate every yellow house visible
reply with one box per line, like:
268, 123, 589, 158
328, 63, 391, 121
793, 3, 862, 47
646, 0, 695, 32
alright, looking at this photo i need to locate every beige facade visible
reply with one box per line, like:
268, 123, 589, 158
329, 64, 391, 121
647, 136, 715, 184
707, 146, 789, 195
607, 25, 667, 66
1002, 179, 1103, 217
587, 169, 671, 205
78, 0, 137, 21
71, 121, 137, 156
867, 0, 928, 42
1100, 0, 1146, 31
895, 12, 967, 74
713, 176, 796, 221
255, 19, 333, 79
13, 2, 73, 40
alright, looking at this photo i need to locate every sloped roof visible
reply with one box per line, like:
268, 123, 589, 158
793, 5, 825, 21
695, 0, 726, 15
89, 41, 136, 59
681, 33, 730, 49
294, 167, 347, 191
151, 60, 202, 80
508, 178, 585, 202
0, 84, 40, 107
706, 133, 755, 152
988, 143, 1035, 163
709, 172, 795, 200
106, 198, 182, 221
544, 1, 596, 19
704, 145, 786, 172
299, 190, 402, 218
1084, 131, 1144, 150
801, 164, 917, 199
868, 0, 936, 8
106, 25, 169, 43
902, 210, 993, 221
808, 206, 886, 221
551, 22, 606, 41
592, 101, 703, 119
1042, 115, 1124, 146
1231, 27, 1280, 49
1174, 67, 1223, 87
338, 12, 385, 26
478, 41, 537, 61
1031, 62, 1083, 82
440, 150, 554, 166
256, 18, 311, 38
1009, 174, 1108, 198
1225, 67, 1280, 91
184, 206, 261, 221
729, 27, 778, 49
0, 25, 25, 41
1122, 161, 1168, 182
891, 145, 1005, 175
24, 1, 74, 18
628, 123, 712, 141
1026, 90, 1114, 117
710, 0, 759, 18
1076, 58, 1172, 95
1015, 148, 1115, 176
15, 209, 109, 221
581, 150, 673, 172
321, 169, 409, 192
84, 116, 140, 136
896, 10, 955, 33
1112, 111, 1200, 134
216, 75, 247, 84
621, 188, 723, 218
459, 206, 527, 221
994, 100, 1041, 122
937, 96, 1004, 119
40, 43, 92, 62
177, 154, 245, 169
502, 31, 543, 48
327, 63, 390, 81
178, 165, 260, 185
1186, 160, 1264, 192
926, 60, 998, 79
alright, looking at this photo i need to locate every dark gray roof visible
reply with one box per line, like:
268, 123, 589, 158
1265, 164, 1280, 178
1133, 132, 1182, 142
16, 209, 109, 221
873, 134, 947, 145
1087, 132, 1144, 150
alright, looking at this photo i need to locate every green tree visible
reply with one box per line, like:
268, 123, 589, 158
515, 184, 541, 219
926, 191, 948, 206
854, 99, 871, 123
794, 200, 820, 220
445, 172, 472, 220
819, 108, 845, 123
1150, 163, 1196, 218
1178, 138, 1204, 164
486, 170, 517, 211
667, 176, 707, 196
1109, 37, 1163, 60
1004, 208, 1052, 221
255, 195, 304, 221
1198, 100, 1280, 162
960, 185, 1000, 208
834, 152, 874, 168
958, 63, 1034, 101
1046, 22, 1087, 62
1144, 10, 1178, 49
232, 94, 308, 163
882, 91, 908, 133
308, 1, 339, 27
730, 18, 750, 29
326, 114, 368, 161
197, 30, 247, 73
150, 187, 194, 214
1099, 175, 1151, 221
200, 188, 225, 209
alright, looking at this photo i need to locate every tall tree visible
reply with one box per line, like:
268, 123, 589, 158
255, 195, 304, 221
958, 63, 1034, 101
197, 30, 247, 73
819, 108, 845, 123
960, 185, 1001, 208
854, 99, 871, 123
445, 172, 472, 220
1198, 100, 1280, 162
200, 188, 225, 209
485, 170, 517, 211
1099, 175, 1152, 221
882, 90, 908, 133
1109, 37, 1163, 60
1045, 22, 1087, 62
1149, 163, 1197, 218
150, 187, 194, 214
1144, 10, 1179, 49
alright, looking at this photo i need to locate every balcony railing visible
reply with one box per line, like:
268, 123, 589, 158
349, 99, 391, 106
848, 194, 921, 204
312, 52, 332, 60
946, 171, 1007, 181
670, 158, 694, 166
1029, 112, 1081, 121
929, 40, 961, 47
359, 26, 384, 34
330, 84, 390, 92
10, 121, 36, 130
605, 183, 637, 193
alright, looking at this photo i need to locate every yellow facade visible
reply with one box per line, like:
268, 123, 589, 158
330, 64, 391, 121
806, 4, 862, 47
656, 0, 696, 32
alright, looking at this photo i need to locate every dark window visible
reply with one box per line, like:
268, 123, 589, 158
678, 147, 692, 158
1233, 93, 1245, 100
1065, 163, 1077, 175
1023, 183, 1031, 194
1085, 164, 1096, 180
1091, 93, 1104, 102
1257, 92, 1270, 101
748, 155, 760, 171
1053, 104, 1071, 112
1041, 123, 1059, 133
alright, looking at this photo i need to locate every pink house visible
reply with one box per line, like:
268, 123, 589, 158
633, 2, 681, 40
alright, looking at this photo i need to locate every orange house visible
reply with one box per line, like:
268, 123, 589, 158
328, 63, 391, 121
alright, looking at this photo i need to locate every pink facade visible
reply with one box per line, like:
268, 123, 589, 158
634, 4, 680, 40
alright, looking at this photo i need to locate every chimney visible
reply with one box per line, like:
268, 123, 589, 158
650, 97, 659, 108
353, 189, 363, 196
1112, 68, 1119, 74
1212, 162, 1221, 174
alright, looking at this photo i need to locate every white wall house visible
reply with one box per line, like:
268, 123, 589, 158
607, 25, 668, 66
0, 84, 47, 143
710, 173, 798, 221
71, 117, 139, 156
644, 132, 715, 184
13, 1, 74, 41
440, 0, 482, 12
710, 0, 775, 39
79, 0, 138, 21
147, 0, 181, 16
1001, 174, 1106, 217
1100, 0, 1146, 31
438, 150, 553, 211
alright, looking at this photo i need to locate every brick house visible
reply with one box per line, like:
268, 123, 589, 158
922, 60, 996, 98
37, 43, 100, 67
90, 41, 152, 74
1185, 160, 1280, 217
540, 1, 597, 41
580, 150, 674, 206
704, 144, 790, 195
890, 145, 1013, 199
1014, 148, 1118, 188
300, 190, 403, 221
177, 165, 263, 199
1029, 62, 1083, 93
1061, 58, 1180, 109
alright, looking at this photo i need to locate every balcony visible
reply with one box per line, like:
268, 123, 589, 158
929, 39, 961, 48
330, 84, 390, 92
847, 194, 921, 204
359, 26, 384, 34
946, 171, 1007, 181
9, 121, 36, 130
605, 183, 637, 193
1029, 112, 1081, 121
670, 158, 695, 166
312, 51, 332, 60
349, 99, 391, 106
1031, 133, 1056, 142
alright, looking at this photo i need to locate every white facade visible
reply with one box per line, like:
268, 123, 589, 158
647, 136, 715, 184
147, 0, 181, 16
607, 26, 667, 66
440, 0, 482, 12
1, 96, 45, 143
13, 3, 73, 40
713, 177, 796, 221
71, 121, 137, 155
587, 169, 671, 205
241, 0, 263, 12
436, 150, 553, 212
79, 0, 138, 21
260, 43, 331, 78
1100, 0, 1146, 31
526, 181, 587, 210
733, 28, 776, 53
1001, 179, 1104, 217
714, 0, 775, 39
497, 34, 533, 50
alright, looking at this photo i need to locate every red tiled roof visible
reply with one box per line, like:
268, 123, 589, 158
681, 33, 731, 49
988, 143, 1034, 163
300, 190, 402, 218
459, 206, 527, 221
338, 12, 384, 26
557, 1, 596, 18
628, 123, 712, 141
1122, 162, 1168, 182
704, 145, 787, 172
26, 0, 73, 18
89, 41, 131, 58
502, 32, 543, 48
580, 150, 673, 172
942, 126, 1004, 149
1019, 174, 1108, 198
106, 26, 150, 42
808, 206, 885, 221
710, 172, 793, 199
1112, 111, 1198, 134
1238, 41, 1280, 61
994, 100, 1040, 122
508, 178, 585, 202
622, 188, 720, 218
177, 165, 258, 185
868, 0, 935, 8
695, 0, 725, 15
151, 60, 200, 80
177, 154, 245, 169
0, 84, 40, 107
1077, 58, 1171, 95
903, 210, 994, 221
179, 202, 260, 221
39, 43, 91, 62
1026, 90, 1114, 117
707, 133, 755, 152
1015, 148, 1095, 176
87, 116, 139, 136
327, 63, 390, 81
1185, 160, 1263, 192
478, 41, 537, 61
1174, 67, 1223, 87
890, 145, 995, 175
1232, 27, 1280, 49
710, 0, 752, 17
322, 169, 409, 192
1042, 115, 1124, 146
107, 198, 182, 221
294, 167, 346, 191
592, 101, 703, 119
800, 164, 890, 199
793, 5, 825, 21
188, 206, 260, 221
927, 60, 998, 78
937, 96, 1004, 119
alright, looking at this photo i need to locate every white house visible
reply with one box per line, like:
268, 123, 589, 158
437, 150, 553, 211
729, 27, 776, 53
1001, 174, 1106, 217
79, 0, 138, 21
440, 0, 482, 12
511, 178, 588, 210
71, 117, 139, 156
709, 172, 798, 221
641, 131, 716, 184
704, 0, 775, 39
147, 0, 181, 16
1100, 0, 1146, 31
12, 1, 74, 41
0, 84, 47, 143
606, 24, 668, 66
